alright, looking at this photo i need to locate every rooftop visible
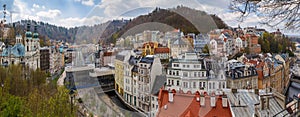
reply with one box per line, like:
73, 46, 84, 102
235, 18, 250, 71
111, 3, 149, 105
157, 89, 232, 117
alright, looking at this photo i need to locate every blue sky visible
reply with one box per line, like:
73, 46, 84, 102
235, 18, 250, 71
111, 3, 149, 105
0, 0, 294, 34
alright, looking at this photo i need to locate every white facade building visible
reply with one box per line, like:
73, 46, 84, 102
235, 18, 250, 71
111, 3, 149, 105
166, 53, 208, 93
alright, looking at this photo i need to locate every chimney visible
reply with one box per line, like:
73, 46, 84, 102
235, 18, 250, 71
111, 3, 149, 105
168, 90, 173, 102
235, 94, 241, 106
200, 95, 205, 106
266, 97, 270, 109
254, 89, 259, 95
222, 95, 228, 107
211, 96, 216, 107
260, 96, 265, 110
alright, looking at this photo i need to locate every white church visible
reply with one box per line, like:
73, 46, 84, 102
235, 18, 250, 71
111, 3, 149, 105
0, 23, 40, 70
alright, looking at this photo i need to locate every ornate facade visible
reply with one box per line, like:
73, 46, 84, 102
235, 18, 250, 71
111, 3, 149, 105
0, 23, 40, 70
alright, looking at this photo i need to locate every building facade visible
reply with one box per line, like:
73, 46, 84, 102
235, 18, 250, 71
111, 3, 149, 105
40, 47, 50, 72
1, 23, 40, 70
166, 53, 208, 93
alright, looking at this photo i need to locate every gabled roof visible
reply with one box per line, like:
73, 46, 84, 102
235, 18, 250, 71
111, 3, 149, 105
173, 38, 188, 46
151, 75, 166, 95
154, 47, 170, 54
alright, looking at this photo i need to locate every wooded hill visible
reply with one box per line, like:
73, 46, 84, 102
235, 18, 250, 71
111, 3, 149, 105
110, 6, 228, 43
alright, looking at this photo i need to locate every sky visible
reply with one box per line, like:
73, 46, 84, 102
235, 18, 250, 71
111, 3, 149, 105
0, 0, 296, 34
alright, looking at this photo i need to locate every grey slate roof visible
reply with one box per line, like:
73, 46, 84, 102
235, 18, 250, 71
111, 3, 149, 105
115, 55, 125, 61
286, 76, 300, 103
227, 90, 289, 117
151, 75, 166, 95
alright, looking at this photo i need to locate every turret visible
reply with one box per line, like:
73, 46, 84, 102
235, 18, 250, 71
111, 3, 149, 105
25, 22, 32, 52
33, 25, 39, 39
25, 23, 32, 38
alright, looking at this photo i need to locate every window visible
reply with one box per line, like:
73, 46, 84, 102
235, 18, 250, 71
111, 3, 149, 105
194, 72, 197, 77
171, 80, 174, 85
176, 71, 179, 76
168, 79, 170, 85
209, 83, 211, 89
194, 64, 200, 68
203, 82, 206, 88
199, 82, 202, 88
187, 65, 190, 68
173, 64, 179, 67
169, 70, 171, 75
213, 82, 215, 89
193, 82, 196, 88
183, 72, 188, 77
198, 72, 201, 77
183, 65, 186, 68
202, 72, 205, 77
183, 82, 188, 88
177, 80, 180, 86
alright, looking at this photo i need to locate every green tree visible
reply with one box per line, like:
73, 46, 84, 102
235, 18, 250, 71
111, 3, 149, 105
202, 44, 210, 54
0, 94, 30, 117
0, 65, 76, 117
244, 47, 250, 54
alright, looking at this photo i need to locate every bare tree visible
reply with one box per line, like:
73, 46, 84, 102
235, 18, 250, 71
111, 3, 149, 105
230, 0, 300, 30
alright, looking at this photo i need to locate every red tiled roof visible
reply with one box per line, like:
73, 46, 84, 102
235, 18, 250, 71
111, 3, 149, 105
157, 89, 232, 117
104, 52, 112, 56
256, 61, 265, 80
154, 48, 170, 54
240, 36, 246, 41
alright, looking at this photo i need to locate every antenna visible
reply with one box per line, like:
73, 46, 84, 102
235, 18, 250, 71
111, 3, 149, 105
3, 4, 6, 24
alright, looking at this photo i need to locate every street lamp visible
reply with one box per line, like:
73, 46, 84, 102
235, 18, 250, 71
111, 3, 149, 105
69, 89, 75, 113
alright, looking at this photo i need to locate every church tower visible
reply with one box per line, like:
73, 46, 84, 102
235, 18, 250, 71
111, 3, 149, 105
15, 34, 22, 44
33, 25, 40, 50
25, 22, 32, 52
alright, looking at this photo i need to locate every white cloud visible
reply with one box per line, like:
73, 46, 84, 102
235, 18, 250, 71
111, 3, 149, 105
57, 16, 109, 28
97, 0, 202, 17
9, 0, 281, 32
75, 0, 95, 6
33, 4, 40, 9
36, 9, 62, 19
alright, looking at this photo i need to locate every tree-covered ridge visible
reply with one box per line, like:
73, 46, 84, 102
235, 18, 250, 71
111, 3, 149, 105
0, 65, 76, 117
110, 6, 228, 43
7, 19, 128, 44
258, 32, 296, 56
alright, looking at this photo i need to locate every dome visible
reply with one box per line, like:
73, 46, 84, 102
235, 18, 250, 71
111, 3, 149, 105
33, 33, 39, 38
25, 32, 32, 38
